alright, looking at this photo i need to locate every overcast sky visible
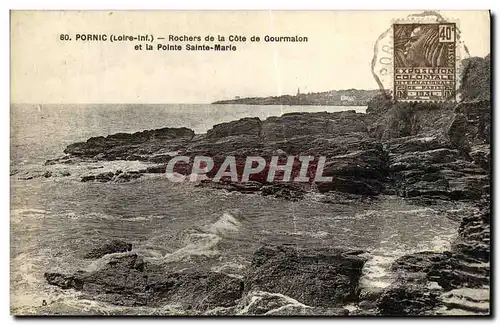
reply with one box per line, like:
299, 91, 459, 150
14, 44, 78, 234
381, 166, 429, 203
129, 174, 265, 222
11, 10, 490, 104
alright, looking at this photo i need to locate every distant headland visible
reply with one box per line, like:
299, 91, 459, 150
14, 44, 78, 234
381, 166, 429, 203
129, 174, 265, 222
212, 89, 381, 106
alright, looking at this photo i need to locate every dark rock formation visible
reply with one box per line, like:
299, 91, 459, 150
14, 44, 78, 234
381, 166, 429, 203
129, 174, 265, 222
244, 245, 367, 307
365, 80, 490, 202
207, 117, 262, 139
83, 239, 133, 259
449, 101, 490, 149
114, 171, 143, 183
94, 171, 114, 182
377, 276, 440, 316
260, 183, 309, 201
458, 55, 491, 102
81, 170, 143, 183
368, 101, 456, 140
261, 111, 368, 141
144, 270, 244, 310
45, 253, 244, 310
196, 179, 263, 193
45, 272, 84, 290
80, 175, 96, 182
40, 54, 490, 204
392, 251, 489, 291
54, 110, 392, 198
46, 246, 363, 315
469, 145, 490, 171
186, 134, 264, 158
453, 209, 490, 263
64, 127, 194, 161
144, 165, 167, 174
187, 111, 390, 197
386, 135, 488, 200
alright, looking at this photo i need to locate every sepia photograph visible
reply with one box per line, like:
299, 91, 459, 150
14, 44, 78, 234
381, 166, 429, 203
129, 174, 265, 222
9, 9, 491, 316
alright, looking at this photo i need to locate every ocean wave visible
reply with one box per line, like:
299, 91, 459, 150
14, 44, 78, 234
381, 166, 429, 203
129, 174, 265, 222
12, 208, 49, 215
10, 248, 87, 314
12, 209, 149, 225
205, 211, 242, 236
11, 208, 51, 225
237, 291, 310, 315
11, 159, 158, 183
56, 211, 170, 222
62, 212, 118, 221
210, 258, 249, 278
12, 209, 149, 226
162, 211, 243, 263
358, 226, 459, 298
127, 215, 169, 222
261, 229, 330, 239
84, 251, 136, 273
359, 253, 398, 294
395, 207, 438, 214
339, 210, 379, 220
16, 296, 188, 316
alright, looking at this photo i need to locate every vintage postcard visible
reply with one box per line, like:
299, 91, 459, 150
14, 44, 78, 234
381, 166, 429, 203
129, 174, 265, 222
10, 10, 491, 316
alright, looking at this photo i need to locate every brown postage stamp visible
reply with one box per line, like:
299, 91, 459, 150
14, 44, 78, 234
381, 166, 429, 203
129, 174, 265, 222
393, 23, 457, 102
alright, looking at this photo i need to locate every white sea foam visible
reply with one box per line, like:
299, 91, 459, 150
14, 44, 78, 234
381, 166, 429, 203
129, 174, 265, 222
164, 233, 221, 262
359, 252, 398, 293
10, 248, 87, 313
261, 229, 330, 239
396, 207, 437, 214
205, 212, 242, 235
210, 260, 248, 278
357, 205, 460, 297
11, 208, 50, 225
418, 136, 436, 142
12, 159, 159, 184
163, 211, 243, 263
237, 291, 310, 315
127, 215, 168, 222
55, 211, 170, 223
84, 251, 136, 272
343, 210, 379, 220
62, 211, 118, 221
12, 208, 49, 215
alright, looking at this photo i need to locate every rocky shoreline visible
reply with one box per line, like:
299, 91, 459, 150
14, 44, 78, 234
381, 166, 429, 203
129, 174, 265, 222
41, 55, 490, 315
45, 244, 366, 315
46, 98, 490, 204
377, 200, 490, 315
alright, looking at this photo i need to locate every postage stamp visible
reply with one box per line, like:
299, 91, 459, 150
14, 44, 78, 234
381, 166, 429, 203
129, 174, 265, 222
393, 22, 457, 102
